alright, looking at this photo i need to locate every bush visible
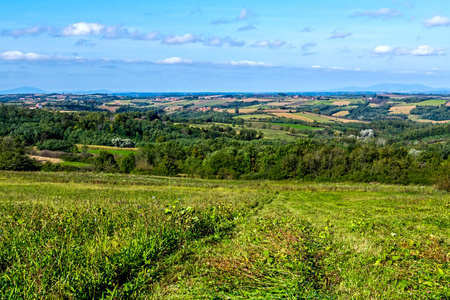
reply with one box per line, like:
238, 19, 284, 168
37, 139, 75, 152
119, 153, 136, 174
0, 151, 40, 171
111, 138, 135, 148
94, 150, 118, 172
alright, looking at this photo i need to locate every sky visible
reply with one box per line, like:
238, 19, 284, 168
0, 0, 449, 92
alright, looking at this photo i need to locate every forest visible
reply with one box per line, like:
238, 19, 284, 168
1, 104, 450, 188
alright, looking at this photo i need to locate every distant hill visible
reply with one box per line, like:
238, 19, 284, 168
0, 86, 48, 94
326, 83, 450, 94
63, 89, 113, 94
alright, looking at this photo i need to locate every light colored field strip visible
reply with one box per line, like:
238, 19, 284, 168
388, 106, 416, 115
332, 101, 351, 106
270, 112, 314, 122
29, 155, 63, 163
332, 111, 350, 117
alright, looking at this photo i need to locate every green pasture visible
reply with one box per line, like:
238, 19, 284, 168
0, 172, 448, 299
233, 114, 272, 120
59, 161, 93, 167
269, 122, 321, 130
292, 112, 335, 123
87, 149, 136, 156
415, 100, 447, 106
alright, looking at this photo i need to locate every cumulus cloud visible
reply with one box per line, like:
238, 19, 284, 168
299, 27, 313, 33
1, 22, 162, 41
392, 0, 414, 9
423, 16, 450, 28
0, 51, 74, 61
155, 57, 192, 64
0, 50, 277, 70
1, 24, 54, 38
301, 42, 317, 52
211, 7, 256, 25
75, 39, 96, 47
372, 45, 394, 54
227, 60, 270, 67
252, 40, 285, 49
351, 8, 402, 19
237, 24, 256, 31
329, 30, 352, 39
411, 45, 445, 56
203, 36, 245, 47
162, 33, 201, 45
372, 45, 445, 56
61, 22, 105, 36
237, 8, 256, 21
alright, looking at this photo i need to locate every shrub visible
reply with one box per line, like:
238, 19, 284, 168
37, 139, 75, 152
94, 150, 118, 172
0, 151, 40, 171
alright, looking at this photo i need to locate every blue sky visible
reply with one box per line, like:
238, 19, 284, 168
0, 0, 449, 92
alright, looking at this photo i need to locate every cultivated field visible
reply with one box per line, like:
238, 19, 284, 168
0, 172, 448, 299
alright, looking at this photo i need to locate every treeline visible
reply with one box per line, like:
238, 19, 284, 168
62, 138, 445, 185
0, 105, 262, 146
410, 105, 450, 121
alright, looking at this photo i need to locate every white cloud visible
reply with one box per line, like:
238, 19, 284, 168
211, 7, 256, 25
351, 8, 402, 19
162, 33, 199, 45
203, 36, 245, 47
237, 24, 256, 31
411, 45, 445, 56
61, 22, 105, 36
252, 40, 285, 48
329, 30, 352, 39
75, 39, 96, 47
2, 25, 53, 38
155, 57, 192, 64
228, 60, 270, 67
0, 51, 52, 61
237, 8, 256, 21
301, 42, 317, 52
299, 27, 313, 33
372, 45, 445, 56
372, 45, 394, 54
423, 16, 450, 28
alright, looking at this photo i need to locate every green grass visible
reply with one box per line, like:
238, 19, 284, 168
292, 112, 334, 123
88, 149, 136, 156
269, 122, 321, 130
233, 114, 272, 119
0, 172, 448, 299
59, 161, 92, 167
415, 100, 447, 106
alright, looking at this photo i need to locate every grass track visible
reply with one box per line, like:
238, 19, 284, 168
0, 172, 448, 299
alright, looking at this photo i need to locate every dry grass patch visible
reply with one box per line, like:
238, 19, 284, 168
332, 111, 350, 117
271, 112, 314, 122
389, 106, 416, 115
333, 101, 351, 106
29, 155, 62, 164
100, 105, 121, 112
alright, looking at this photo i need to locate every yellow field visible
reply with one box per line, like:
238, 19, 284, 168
76, 145, 138, 151
302, 112, 366, 123
332, 101, 351, 106
332, 111, 350, 117
227, 108, 258, 113
389, 106, 415, 115
100, 105, 121, 112
270, 113, 314, 122
29, 155, 63, 163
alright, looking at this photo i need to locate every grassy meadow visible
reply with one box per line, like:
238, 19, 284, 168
0, 172, 448, 299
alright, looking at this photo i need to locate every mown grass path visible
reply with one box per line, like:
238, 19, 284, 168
0, 172, 448, 299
